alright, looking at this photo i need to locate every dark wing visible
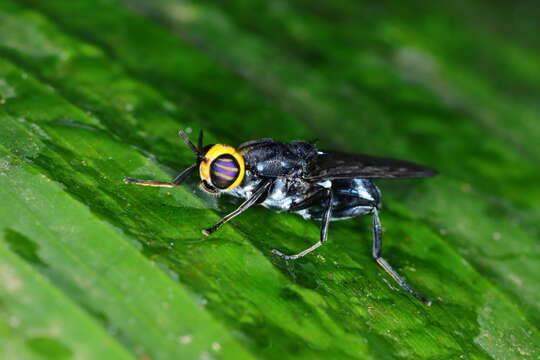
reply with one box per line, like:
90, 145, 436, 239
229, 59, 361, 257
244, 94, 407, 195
306, 151, 438, 180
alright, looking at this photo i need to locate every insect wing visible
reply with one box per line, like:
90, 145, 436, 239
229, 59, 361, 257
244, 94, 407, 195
306, 151, 438, 180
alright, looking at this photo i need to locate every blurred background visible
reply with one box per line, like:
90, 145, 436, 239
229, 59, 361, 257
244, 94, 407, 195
0, 1, 539, 359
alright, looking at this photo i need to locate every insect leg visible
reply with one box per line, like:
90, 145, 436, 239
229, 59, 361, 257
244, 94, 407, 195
123, 164, 197, 188
371, 207, 432, 306
272, 189, 333, 260
202, 178, 274, 236
288, 187, 326, 211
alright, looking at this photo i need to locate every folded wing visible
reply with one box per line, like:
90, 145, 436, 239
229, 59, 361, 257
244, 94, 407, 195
306, 151, 438, 180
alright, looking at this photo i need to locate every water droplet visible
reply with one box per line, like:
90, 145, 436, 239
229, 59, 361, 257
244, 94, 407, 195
0, 79, 16, 101
179, 335, 192, 344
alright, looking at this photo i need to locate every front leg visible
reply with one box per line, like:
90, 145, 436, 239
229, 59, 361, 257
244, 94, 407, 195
124, 164, 197, 188
272, 188, 333, 260
202, 178, 274, 236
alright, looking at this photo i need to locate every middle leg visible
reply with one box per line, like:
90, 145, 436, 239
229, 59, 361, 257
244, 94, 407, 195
272, 189, 333, 260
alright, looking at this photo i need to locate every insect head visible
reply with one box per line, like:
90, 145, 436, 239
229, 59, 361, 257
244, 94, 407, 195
178, 131, 245, 194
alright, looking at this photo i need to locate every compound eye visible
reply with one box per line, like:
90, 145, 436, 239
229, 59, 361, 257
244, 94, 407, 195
210, 155, 241, 189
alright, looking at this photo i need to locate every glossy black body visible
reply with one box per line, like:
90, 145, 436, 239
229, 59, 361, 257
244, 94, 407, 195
228, 138, 433, 222
124, 133, 437, 305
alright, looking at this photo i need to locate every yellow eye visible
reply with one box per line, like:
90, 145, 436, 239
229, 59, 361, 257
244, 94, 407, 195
199, 145, 245, 190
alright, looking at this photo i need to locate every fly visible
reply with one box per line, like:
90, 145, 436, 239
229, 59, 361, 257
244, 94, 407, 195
124, 131, 438, 305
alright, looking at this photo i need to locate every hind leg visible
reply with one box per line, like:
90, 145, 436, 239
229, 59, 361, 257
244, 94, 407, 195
371, 207, 432, 305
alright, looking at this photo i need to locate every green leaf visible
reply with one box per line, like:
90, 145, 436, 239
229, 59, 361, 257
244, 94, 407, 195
0, 1, 539, 359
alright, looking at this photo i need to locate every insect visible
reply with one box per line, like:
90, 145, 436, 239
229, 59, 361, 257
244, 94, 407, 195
124, 131, 438, 305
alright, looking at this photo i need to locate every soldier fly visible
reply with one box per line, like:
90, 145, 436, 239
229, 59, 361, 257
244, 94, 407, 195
124, 131, 438, 305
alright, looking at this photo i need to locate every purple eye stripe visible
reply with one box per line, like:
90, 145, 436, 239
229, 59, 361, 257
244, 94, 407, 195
212, 167, 238, 177
213, 174, 234, 182
215, 160, 238, 168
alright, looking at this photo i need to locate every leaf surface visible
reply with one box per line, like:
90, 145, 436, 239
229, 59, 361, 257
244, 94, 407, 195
0, 1, 539, 359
